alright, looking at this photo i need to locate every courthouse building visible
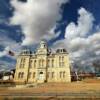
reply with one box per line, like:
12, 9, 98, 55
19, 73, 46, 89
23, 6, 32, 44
14, 40, 71, 83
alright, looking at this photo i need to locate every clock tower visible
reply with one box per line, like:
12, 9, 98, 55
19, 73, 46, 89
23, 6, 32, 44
36, 40, 48, 83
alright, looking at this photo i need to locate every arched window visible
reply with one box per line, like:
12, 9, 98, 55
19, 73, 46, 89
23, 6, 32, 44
18, 72, 21, 78
21, 72, 24, 78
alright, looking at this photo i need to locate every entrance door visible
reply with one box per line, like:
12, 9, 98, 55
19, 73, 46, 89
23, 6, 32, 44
38, 72, 45, 83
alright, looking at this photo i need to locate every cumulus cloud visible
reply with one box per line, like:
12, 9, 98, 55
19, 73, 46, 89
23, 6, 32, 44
42, 26, 61, 41
9, 0, 69, 45
52, 7, 100, 72
65, 7, 94, 40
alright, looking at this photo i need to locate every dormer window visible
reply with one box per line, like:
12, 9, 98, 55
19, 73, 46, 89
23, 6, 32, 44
44, 44, 46, 48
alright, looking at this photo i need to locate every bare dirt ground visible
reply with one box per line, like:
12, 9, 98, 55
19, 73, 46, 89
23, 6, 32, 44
0, 79, 100, 100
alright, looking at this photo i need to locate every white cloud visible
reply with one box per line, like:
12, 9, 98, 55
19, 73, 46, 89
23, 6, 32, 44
0, 34, 17, 47
9, 0, 69, 45
65, 7, 94, 40
52, 8, 100, 72
0, 34, 22, 59
0, 46, 10, 58
42, 26, 61, 41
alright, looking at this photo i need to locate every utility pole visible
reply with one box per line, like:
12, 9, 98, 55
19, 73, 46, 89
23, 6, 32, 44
75, 70, 79, 81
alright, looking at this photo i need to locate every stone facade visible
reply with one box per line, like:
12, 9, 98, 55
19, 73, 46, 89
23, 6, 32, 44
14, 40, 71, 84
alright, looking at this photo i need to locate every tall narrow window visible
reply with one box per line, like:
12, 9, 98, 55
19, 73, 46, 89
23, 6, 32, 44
39, 59, 44, 67
20, 58, 25, 68
47, 72, 50, 78
18, 72, 21, 78
34, 60, 36, 68
21, 72, 24, 78
52, 72, 54, 78
30, 60, 33, 68
62, 56, 64, 66
59, 56, 64, 67
33, 72, 35, 78
62, 56, 64, 61
63, 71, 65, 78
59, 56, 61, 67
52, 59, 54, 67
42, 59, 44, 67
59, 71, 65, 78
18, 72, 24, 79
39, 59, 41, 67
28, 72, 32, 78
60, 72, 62, 78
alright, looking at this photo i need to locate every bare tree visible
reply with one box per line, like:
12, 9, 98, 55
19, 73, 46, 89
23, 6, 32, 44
93, 60, 100, 74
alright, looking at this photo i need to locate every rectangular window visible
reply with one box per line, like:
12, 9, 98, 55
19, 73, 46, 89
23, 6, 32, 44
52, 72, 54, 78
33, 72, 35, 78
39, 59, 41, 67
60, 71, 65, 78
21, 72, 24, 78
59, 56, 64, 67
52, 59, 54, 67
39, 59, 44, 68
30, 60, 33, 68
48, 60, 50, 67
18, 72, 24, 79
47, 72, 50, 78
42, 59, 44, 67
60, 72, 62, 78
34, 60, 36, 68
18, 72, 21, 78
20, 58, 25, 68
63, 72, 65, 78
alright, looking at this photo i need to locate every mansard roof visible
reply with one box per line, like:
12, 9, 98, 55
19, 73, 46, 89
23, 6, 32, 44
56, 48, 67, 53
20, 41, 68, 55
20, 49, 32, 55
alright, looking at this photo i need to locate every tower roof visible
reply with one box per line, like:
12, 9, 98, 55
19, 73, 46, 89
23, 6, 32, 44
40, 40, 47, 44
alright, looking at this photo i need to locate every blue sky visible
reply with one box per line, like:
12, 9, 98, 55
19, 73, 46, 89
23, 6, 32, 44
0, 0, 100, 72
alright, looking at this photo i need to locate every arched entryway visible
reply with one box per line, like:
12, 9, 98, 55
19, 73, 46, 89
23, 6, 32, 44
37, 71, 45, 83
40, 72, 43, 74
